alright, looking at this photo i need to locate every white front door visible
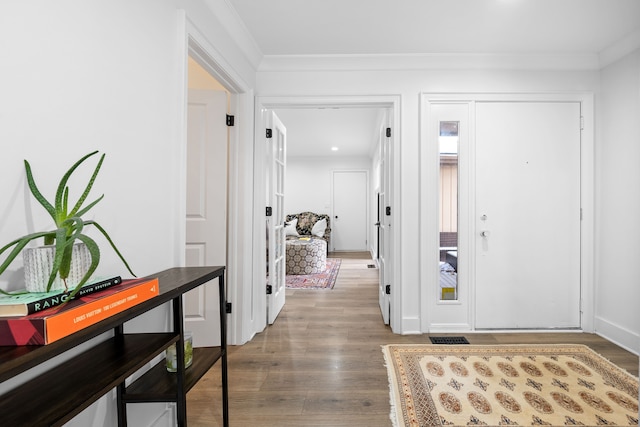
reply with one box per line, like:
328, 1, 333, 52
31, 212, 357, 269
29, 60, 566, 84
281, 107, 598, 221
266, 111, 286, 324
378, 117, 392, 324
332, 171, 368, 251
184, 89, 228, 346
475, 102, 581, 329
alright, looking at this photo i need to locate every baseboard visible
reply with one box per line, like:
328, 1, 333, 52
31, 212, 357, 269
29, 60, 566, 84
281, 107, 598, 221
401, 316, 422, 334
428, 323, 473, 333
594, 316, 640, 355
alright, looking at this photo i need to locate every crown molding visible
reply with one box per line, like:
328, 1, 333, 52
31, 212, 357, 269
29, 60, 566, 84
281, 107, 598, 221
204, 0, 264, 70
258, 53, 601, 72
599, 28, 640, 68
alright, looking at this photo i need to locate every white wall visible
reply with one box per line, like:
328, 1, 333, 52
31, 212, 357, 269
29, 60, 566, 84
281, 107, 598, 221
0, 1, 258, 425
285, 156, 371, 216
595, 49, 640, 353
258, 67, 601, 334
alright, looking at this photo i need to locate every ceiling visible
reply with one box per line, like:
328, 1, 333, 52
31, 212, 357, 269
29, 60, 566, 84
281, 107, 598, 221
227, 0, 639, 157
228, 0, 640, 56
275, 108, 382, 157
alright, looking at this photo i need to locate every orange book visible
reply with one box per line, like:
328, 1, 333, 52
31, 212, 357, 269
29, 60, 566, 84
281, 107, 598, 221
0, 278, 159, 345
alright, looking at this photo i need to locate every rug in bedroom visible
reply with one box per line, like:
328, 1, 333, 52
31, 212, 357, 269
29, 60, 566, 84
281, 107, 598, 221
382, 343, 639, 427
285, 258, 341, 289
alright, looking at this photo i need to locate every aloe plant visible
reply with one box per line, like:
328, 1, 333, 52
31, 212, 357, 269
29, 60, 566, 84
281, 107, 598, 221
0, 151, 135, 297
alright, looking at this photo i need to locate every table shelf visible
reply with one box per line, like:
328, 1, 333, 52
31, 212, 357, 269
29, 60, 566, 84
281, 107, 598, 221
0, 267, 227, 427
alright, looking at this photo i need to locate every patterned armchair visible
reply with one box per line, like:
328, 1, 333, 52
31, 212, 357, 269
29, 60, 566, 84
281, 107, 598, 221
285, 211, 331, 252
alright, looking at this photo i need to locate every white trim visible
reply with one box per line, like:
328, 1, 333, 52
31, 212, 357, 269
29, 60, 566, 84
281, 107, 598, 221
599, 28, 640, 69
251, 103, 268, 334
205, 0, 264, 69
419, 92, 595, 334
254, 95, 403, 333
258, 53, 601, 72
181, 11, 255, 345
400, 317, 422, 335
185, 14, 250, 93
428, 323, 473, 333
594, 316, 640, 356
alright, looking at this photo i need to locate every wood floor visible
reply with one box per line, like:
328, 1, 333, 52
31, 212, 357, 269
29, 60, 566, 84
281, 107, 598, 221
187, 252, 639, 426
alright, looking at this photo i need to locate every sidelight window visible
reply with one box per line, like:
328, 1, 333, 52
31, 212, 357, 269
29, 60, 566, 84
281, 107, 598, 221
439, 121, 458, 301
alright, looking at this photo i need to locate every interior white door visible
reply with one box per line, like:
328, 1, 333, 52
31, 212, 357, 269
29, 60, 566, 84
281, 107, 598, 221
475, 102, 581, 329
184, 89, 227, 346
378, 119, 392, 324
332, 171, 368, 251
266, 111, 286, 324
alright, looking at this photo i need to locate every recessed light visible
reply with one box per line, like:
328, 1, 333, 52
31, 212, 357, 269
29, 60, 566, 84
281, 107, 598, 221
331, 147, 339, 151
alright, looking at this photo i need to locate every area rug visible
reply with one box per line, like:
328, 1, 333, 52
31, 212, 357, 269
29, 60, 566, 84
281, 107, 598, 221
382, 344, 639, 427
285, 258, 341, 289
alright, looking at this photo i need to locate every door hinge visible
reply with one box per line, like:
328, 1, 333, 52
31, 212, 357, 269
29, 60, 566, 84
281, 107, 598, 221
385, 284, 391, 295
266, 284, 273, 295
386, 127, 391, 138
580, 208, 583, 220
226, 114, 235, 126
266, 128, 272, 138
266, 206, 272, 217
580, 116, 584, 130
225, 302, 232, 313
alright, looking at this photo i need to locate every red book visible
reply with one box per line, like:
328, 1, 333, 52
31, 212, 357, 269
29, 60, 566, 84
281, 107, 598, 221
0, 278, 159, 345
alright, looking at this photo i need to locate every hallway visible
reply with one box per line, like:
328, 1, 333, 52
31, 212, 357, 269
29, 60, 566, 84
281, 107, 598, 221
187, 252, 638, 426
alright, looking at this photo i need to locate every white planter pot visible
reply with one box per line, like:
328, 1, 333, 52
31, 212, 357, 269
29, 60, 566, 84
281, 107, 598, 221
23, 243, 92, 293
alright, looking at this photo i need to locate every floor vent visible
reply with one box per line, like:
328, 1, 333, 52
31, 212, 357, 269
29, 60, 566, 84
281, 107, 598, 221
367, 264, 376, 268
429, 336, 470, 345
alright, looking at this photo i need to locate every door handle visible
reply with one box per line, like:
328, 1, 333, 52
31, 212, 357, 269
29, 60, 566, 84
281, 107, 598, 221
480, 230, 490, 237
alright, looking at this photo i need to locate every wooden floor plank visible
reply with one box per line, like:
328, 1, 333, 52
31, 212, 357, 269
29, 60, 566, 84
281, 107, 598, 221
188, 251, 639, 426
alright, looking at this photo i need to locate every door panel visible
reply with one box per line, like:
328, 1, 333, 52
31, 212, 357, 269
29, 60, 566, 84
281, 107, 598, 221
185, 89, 227, 346
378, 115, 392, 324
332, 171, 368, 251
267, 111, 286, 324
475, 102, 581, 329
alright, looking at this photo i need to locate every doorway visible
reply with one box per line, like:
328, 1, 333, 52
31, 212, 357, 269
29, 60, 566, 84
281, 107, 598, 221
183, 57, 229, 347
254, 96, 401, 332
181, 30, 253, 345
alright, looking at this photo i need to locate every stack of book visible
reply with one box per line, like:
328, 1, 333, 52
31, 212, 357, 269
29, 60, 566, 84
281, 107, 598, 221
0, 276, 159, 345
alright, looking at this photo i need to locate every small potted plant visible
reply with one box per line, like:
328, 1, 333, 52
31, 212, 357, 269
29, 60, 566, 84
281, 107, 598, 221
0, 151, 135, 297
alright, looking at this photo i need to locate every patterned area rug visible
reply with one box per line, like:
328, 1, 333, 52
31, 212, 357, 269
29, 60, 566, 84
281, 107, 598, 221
382, 344, 639, 426
285, 258, 341, 289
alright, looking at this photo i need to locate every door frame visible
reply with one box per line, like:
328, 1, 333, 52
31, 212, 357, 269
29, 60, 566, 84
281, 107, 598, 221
179, 13, 256, 345
254, 95, 402, 332
419, 92, 595, 333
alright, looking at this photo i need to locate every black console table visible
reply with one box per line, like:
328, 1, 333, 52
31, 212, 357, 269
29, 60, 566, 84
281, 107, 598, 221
0, 266, 228, 427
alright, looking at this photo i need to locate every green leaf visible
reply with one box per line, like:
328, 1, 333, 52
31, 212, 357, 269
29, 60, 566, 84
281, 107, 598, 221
74, 194, 104, 219
24, 160, 56, 222
54, 151, 100, 223
85, 220, 136, 277
0, 231, 54, 278
46, 219, 84, 291
68, 152, 104, 218
67, 235, 100, 299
